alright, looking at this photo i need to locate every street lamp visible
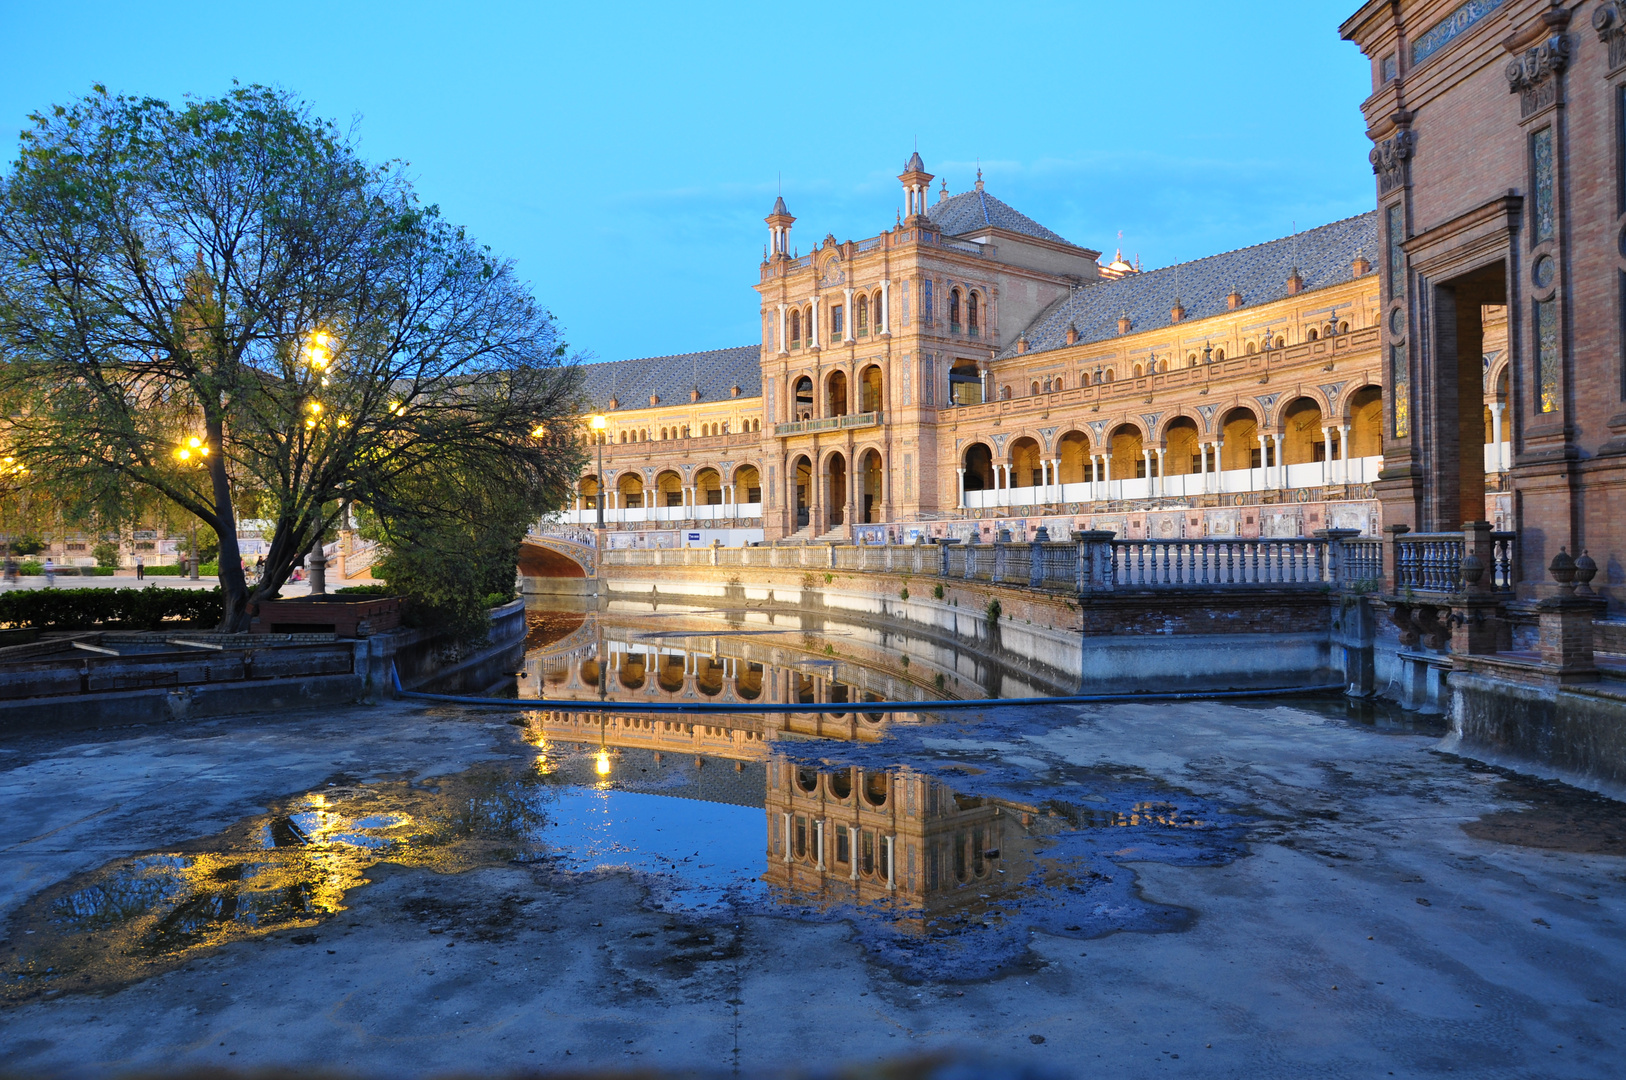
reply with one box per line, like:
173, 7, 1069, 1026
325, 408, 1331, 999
590, 414, 608, 529
173, 436, 211, 580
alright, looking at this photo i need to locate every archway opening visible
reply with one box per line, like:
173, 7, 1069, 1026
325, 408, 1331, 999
826, 370, 849, 417
617, 473, 644, 510
655, 470, 683, 508
1058, 430, 1092, 484
793, 456, 812, 529
962, 443, 994, 491
860, 364, 884, 413
1282, 397, 1325, 466
1220, 408, 1259, 471
794, 375, 814, 421
1164, 417, 1200, 476
578, 475, 600, 512
732, 465, 761, 506
826, 452, 848, 527
861, 449, 883, 523
949, 360, 982, 406
695, 468, 723, 506
1109, 424, 1144, 480
1009, 436, 1042, 490
1348, 386, 1383, 458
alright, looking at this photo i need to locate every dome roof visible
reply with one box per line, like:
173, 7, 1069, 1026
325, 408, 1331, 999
903, 151, 926, 173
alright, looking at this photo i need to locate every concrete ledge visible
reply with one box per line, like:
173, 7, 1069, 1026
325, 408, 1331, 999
0, 673, 366, 734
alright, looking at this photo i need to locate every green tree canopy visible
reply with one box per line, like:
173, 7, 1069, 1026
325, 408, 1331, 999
0, 84, 584, 629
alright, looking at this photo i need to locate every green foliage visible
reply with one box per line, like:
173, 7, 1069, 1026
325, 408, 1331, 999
138, 563, 219, 577
0, 586, 223, 630
899, 586, 910, 601
985, 597, 1002, 630
932, 583, 945, 600
9, 535, 43, 556
900, 654, 910, 668
0, 83, 584, 631
334, 584, 393, 597
92, 541, 119, 568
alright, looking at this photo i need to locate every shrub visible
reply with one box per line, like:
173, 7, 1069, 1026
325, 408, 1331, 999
334, 584, 393, 597
899, 586, 910, 601
93, 541, 120, 568
10, 536, 44, 556
480, 591, 512, 610
0, 586, 225, 630
932, 583, 944, 600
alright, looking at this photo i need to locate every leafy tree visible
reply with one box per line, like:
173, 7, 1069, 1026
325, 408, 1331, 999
0, 84, 583, 630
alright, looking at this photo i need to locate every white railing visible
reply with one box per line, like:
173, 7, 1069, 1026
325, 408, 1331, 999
962, 455, 1385, 509
558, 503, 763, 526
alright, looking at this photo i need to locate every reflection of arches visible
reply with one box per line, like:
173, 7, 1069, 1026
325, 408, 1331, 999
734, 662, 763, 700
616, 472, 645, 509
580, 659, 599, 687
1163, 417, 1200, 475
1058, 430, 1092, 483
796, 767, 819, 794
658, 653, 685, 692
695, 658, 723, 696
862, 771, 888, 807
826, 370, 849, 417
1220, 408, 1259, 470
1282, 397, 1324, 465
1347, 386, 1383, 457
962, 443, 994, 491
860, 364, 883, 413
655, 470, 683, 508
828, 769, 852, 800
619, 653, 646, 690
1009, 436, 1042, 488
1109, 423, 1144, 480
732, 464, 761, 504
860, 448, 883, 523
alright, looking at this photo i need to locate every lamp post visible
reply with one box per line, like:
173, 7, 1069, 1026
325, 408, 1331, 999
590, 414, 608, 529
173, 436, 210, 580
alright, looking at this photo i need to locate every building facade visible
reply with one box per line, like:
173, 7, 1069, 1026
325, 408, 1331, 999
1342, 0, 1626, 608
562, 154, 1509, 552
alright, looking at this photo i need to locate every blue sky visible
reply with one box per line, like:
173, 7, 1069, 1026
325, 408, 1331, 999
0, 1, 1375, 364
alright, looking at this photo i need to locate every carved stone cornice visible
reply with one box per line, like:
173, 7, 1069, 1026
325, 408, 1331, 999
1506, 34, 1571, 117
1596, 3, 1626, 72
1370, 128, 1415, 195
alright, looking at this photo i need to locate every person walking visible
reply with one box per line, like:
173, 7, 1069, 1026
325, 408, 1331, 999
134, 552, 144, 580
2, 555, 15, 586
43, 556, 55, 587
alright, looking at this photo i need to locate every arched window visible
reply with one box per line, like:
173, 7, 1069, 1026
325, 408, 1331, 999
1053, 375, 1063, 391
789, 309, 801, 345
1246, 341, 1258, 355
967, 292, 980, 335
1339, 321, 1350, 334
949, 288, 962, 328
1306, 327, 1319, 341
1275, 336, 1286, 349
1105, 370, 1115, 383
1188, 353, 1198, 367
1158, 359, 1168, 373
1134, 364, 1144, 378
855, 294, 869, 335
873, 291, 885, 330
1030, 380, 1040, 397
1214, 348, 1226, 361
1000, 385, 1011, 400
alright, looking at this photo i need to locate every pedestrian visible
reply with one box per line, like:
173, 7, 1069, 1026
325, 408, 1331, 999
134, 552, 144, 580
43, 556, 55, 587
2, 555, 14, 585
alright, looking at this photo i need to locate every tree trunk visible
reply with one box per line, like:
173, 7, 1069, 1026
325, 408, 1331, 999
207, 418, 253, 633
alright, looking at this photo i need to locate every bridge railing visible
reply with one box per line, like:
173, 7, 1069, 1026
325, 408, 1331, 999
597, 530, 1402, 594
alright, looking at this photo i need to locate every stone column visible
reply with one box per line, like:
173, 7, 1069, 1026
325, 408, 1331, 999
848, 826, 860, 881
1141, 448, 1152, 491
782, 813, 792, 862
1338, 424, 1350, 484
881, 279, 891, 334
1051, 457, 1062, 502
815, 819, 825, 870
956, 468, 966, 510
1256, 433, 1268, 493
1273, 433, 1285, 488
1213, 439, 1224, 494
1155, 448, 1166, 497
1489, 403, 1505, 473
1321, 426, 1333, 485
810, 296, 821, 349
843, 287, 855, 343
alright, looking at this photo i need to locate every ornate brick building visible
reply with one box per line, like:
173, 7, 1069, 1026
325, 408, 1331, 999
562, 153, 1508, 551
1342, 0, 1626, 608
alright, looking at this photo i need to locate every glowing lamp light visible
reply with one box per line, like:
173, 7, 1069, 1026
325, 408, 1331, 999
531, 425, 546, 437
594, 750, 612, 777
589, 414, 608, 431
188, 436, 202, 449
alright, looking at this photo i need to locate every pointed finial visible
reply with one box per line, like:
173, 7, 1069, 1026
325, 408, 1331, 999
975, 165, 984, 193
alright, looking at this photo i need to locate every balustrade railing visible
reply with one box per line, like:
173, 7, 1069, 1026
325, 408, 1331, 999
594, 530, 1443, 597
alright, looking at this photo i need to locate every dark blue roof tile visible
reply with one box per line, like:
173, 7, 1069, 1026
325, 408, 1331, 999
579, 346, 761, 410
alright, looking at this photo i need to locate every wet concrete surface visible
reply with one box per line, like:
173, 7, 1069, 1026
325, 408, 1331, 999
2, 694, 1624, 1078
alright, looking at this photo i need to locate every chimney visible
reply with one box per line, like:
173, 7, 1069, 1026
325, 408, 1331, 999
648, 393, 658, 406
1286, 268, 1304, 295
1226, 290, 1243, 311
731, 384, 741, 398
690, 388, 701, 402
1118, 313, 1132, 335
1170, 300, 1185, 323
1017, 335, 1029, 354
1352, 253, 1371, 276
1065, 323, 1078, 346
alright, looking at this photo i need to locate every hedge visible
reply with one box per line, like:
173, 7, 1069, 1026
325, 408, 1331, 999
11, 564, 117, 577
0, 587, 225, 630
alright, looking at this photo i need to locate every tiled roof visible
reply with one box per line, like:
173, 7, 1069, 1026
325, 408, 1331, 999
999, 211, 1379, 359
770, 195, 790, 216
904, 151, 926, 173
928, 188, 1074, 247
579, 345, 762, 411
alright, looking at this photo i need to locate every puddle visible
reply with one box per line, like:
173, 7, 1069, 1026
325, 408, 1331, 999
1456, 759, 1626, 856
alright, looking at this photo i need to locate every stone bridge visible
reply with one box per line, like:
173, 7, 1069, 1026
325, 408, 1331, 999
520, 531, 597, 592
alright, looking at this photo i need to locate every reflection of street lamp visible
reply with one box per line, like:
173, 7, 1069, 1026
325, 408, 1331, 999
590, 414, 608, 529
595, 712, 611, 777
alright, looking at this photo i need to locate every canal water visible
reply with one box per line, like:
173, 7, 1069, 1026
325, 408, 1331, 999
4, 599, 1435, 1001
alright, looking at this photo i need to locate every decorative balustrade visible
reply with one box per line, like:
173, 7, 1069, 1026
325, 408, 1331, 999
773, 411, 883, 438
1394, 534, 1465, 593
597, 531, 1409, 595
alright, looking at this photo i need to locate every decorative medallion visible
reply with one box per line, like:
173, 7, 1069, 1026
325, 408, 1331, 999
1317, 382, 1346, 407
820, 257, 845, 287
1196, 404, 1218, 431
1140, 412, 1163, 435
1039, 426, 1058, 449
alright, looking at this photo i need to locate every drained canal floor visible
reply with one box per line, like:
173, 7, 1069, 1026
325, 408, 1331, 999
1, 613, 1623, 1077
